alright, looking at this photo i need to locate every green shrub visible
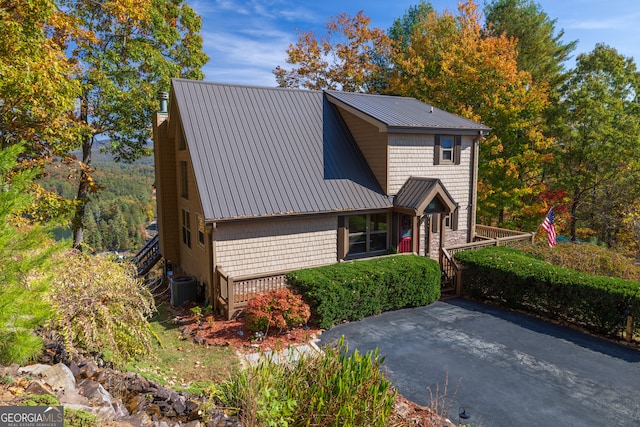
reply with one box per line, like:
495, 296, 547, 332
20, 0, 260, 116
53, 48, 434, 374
21, 394, 60, 406
287, 255, 440, 329
244, 289, 311, 335
64, 408, 99, 427
216, 336, 396, 427
455, 246, 640, 336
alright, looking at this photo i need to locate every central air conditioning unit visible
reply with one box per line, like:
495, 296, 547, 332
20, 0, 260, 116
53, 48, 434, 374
170, 276, 198, 307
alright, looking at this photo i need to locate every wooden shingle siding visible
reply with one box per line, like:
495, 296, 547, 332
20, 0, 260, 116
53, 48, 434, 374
153, 114, 180, 262
335, 106, 388, 193
388, 133, 473, 248
215, 216, 338, 277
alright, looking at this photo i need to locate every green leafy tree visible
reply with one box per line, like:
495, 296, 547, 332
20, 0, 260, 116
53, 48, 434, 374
0, 145, 58, 364
59, 0, 208, 248
550, 44, 640, 244
388, 1, 435, 51
484, 0, 577, 90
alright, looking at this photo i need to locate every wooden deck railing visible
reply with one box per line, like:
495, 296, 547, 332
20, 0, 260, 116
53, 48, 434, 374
475, 224, 535, 241
215, 267, 289, 320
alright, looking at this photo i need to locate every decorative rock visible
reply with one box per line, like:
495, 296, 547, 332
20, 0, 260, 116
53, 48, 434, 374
21, 363, 76, 392
25, 380, 53, 396
79, 360, 99, 379
3, 351, 242, 427
112, 399, 130, 419
56, 387, 91, 407
77, 379, 112, 407
125, 393, 148, 414
67, 360, 81, 378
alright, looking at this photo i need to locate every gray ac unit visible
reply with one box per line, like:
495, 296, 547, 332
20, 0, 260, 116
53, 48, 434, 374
170, 276, 198, 306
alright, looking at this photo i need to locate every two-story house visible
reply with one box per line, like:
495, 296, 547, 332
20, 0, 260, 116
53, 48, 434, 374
152, 79, 489, 314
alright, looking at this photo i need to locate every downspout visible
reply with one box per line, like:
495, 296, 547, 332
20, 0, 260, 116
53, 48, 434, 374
206, 222, 217, 313
468, 131, 483, 242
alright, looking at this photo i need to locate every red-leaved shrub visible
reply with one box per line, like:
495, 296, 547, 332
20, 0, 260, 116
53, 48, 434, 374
245, 289, 311, 335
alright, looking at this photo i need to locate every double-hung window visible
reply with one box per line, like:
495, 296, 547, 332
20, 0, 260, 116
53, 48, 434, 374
434, 135, 462, 165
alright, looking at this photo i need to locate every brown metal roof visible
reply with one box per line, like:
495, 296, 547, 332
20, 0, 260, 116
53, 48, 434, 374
394, 177, 458, 214
326, 90, 491, 133
170, 79, 392, 221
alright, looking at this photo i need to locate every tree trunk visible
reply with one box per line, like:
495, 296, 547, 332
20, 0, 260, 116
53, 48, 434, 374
570, 189, 580, 242
72, 98, 93, 250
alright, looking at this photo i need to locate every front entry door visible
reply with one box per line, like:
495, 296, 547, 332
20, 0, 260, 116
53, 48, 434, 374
398, 214, 412, 253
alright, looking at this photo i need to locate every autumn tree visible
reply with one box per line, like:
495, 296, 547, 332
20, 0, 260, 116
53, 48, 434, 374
59, 0, 208, 248
484, 0, 576, 90
387, 0, 552, 227
549, 44, 640, 244
273, 10, 391, 92
0, 0, 82, 158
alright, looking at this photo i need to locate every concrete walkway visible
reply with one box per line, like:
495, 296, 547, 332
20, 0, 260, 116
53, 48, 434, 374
318, 299, 640, 427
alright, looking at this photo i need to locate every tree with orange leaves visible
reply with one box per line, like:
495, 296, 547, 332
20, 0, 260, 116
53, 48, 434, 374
387, 0, 552, 227
273, 11, 392, 93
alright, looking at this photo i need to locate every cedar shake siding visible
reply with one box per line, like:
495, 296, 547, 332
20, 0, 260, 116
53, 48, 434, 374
389, 133, 475, 249
214, 216, 338, 277
333, 105, 389, 193
153, 113, 180, 262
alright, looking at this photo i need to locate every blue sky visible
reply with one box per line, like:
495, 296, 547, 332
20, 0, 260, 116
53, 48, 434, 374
190, 0, 640, 87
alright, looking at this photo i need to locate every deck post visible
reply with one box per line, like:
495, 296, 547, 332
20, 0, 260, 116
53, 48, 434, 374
455, 265, 463, 297
625, 315, 634, 342
227, 276, 235, 320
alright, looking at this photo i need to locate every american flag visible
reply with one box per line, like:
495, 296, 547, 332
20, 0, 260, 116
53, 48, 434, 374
541, 208, 557, 247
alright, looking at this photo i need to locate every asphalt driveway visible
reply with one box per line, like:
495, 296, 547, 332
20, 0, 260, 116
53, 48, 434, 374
318, 299, 640, 427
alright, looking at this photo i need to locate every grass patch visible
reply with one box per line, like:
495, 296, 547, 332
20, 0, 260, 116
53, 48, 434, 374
126, 302, 238, 395
217, 336, 396, 427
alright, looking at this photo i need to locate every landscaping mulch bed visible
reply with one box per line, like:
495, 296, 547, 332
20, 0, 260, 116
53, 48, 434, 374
170, 304, 324, 354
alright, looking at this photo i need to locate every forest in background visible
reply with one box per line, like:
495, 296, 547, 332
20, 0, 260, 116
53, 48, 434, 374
40, 152, 156, 253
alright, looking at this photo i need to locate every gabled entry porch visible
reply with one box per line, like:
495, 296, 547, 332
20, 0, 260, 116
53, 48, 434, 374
392, 177, 459, 260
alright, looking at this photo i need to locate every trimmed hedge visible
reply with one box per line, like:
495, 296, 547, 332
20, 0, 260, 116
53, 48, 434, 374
286, 255, 441, 329
455, 246, 640, 336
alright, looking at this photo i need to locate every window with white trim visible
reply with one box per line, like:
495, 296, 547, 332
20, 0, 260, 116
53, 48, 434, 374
434, 135, 462, 165
441, 136, 454, 162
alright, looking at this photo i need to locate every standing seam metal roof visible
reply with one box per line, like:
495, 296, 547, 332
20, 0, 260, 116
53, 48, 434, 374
394, 177, 458, 213
326, 90, 491, 131
171, 79, 392, 221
